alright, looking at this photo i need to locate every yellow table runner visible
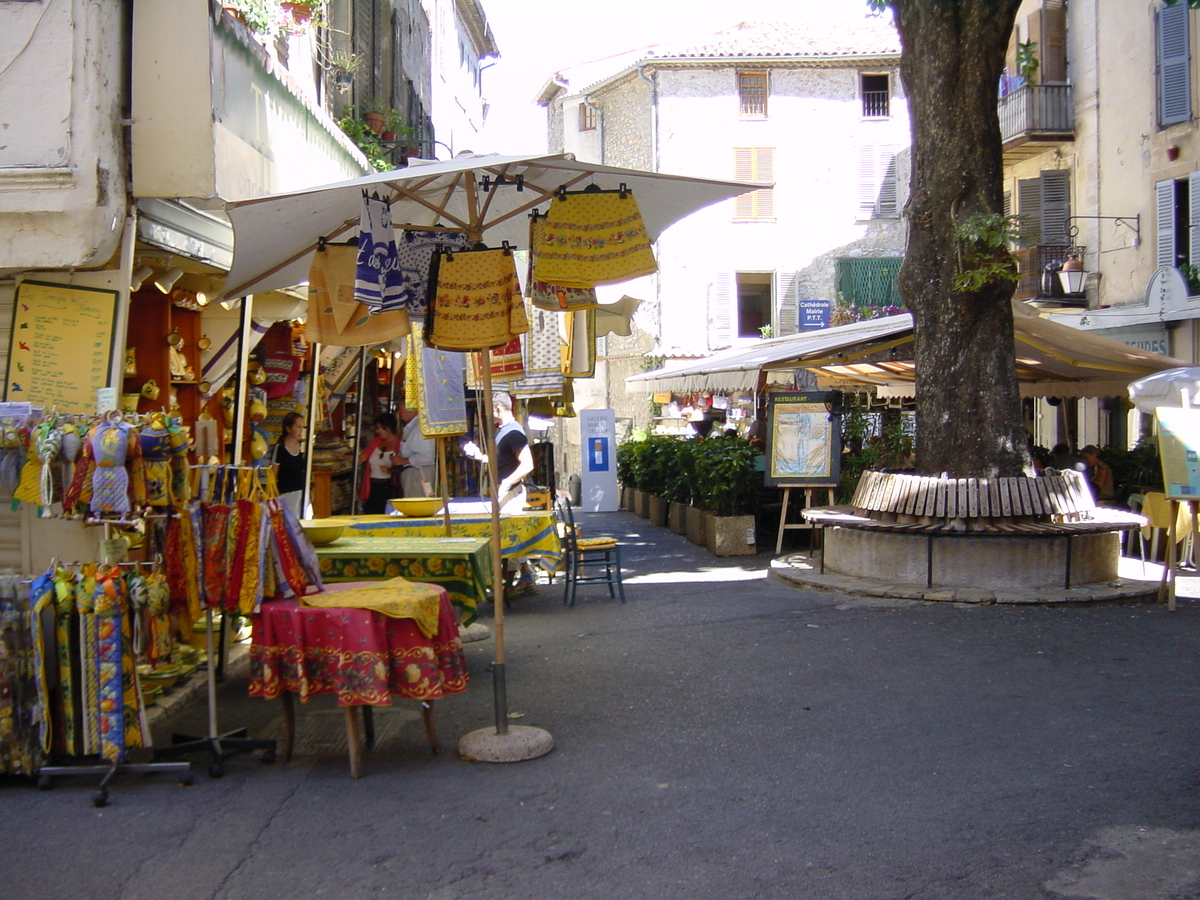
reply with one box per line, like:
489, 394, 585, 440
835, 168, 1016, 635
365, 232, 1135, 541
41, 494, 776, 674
301, 578, 442, 638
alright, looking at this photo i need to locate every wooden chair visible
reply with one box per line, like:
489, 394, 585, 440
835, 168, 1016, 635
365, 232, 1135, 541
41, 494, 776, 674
555, 497, 626, 606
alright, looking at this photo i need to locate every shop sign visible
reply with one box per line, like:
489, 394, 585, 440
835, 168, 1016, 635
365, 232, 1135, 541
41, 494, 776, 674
1144, 266, 1191, 315
1092, 323, 1171, 357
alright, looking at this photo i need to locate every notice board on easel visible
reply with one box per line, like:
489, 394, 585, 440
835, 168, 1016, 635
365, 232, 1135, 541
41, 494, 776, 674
765, 391, 841, 486
1155, 407, 1200, 500
5, 280, 118, 413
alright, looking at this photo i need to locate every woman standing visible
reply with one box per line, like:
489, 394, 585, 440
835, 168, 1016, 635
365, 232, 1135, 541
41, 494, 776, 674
273, 412, 307, 518
358, 412, 404, 514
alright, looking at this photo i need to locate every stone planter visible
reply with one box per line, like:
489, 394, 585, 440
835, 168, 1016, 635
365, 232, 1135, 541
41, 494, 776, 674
668, 501, 688, 535
705, 514, 757, 557
685, 505, 708, 546
648, 495, 668, 527
631, 489, 649, 518
619, 485, 631, 510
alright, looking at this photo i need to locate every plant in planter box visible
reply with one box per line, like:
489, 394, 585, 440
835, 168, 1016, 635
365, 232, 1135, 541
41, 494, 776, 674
694, 434, 762, 555
662, 439, 694, 534
640, 436, 676, 526
616, 439, 643, 492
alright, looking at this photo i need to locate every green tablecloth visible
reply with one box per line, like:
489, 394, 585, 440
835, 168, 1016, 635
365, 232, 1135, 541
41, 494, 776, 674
315, 536, 492, 623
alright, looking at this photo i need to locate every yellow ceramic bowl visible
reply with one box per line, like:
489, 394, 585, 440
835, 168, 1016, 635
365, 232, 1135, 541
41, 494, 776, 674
389, 497, 441, 517
300, 519, 347, 546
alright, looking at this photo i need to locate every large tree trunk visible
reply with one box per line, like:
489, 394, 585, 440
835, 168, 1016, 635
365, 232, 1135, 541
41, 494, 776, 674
891, 0, 1027, 478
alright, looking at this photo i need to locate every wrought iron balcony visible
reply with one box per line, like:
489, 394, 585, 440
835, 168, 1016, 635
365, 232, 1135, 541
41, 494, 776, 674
998, 84, 1074, 163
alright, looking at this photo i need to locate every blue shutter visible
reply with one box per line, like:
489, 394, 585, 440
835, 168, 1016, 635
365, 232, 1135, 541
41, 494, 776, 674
1157, 179, 1177, 267
1159, 2, 1191, 126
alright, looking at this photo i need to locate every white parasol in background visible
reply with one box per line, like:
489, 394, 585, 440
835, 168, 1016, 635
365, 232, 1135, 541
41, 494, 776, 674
1128, 367, 1200, 412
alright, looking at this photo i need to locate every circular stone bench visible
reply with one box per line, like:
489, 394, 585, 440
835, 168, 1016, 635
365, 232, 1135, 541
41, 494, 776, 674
802, 470, 1145, 590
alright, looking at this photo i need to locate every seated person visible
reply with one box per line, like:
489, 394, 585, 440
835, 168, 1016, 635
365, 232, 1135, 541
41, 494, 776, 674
1048, 442, 1085, 473
1079, 444, 1117, 502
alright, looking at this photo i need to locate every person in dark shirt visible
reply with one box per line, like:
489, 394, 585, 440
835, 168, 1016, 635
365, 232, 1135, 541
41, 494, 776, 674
272, 411, 307, 517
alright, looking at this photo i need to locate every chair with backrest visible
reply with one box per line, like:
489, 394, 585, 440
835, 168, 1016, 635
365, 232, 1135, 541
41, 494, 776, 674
555, 496, 626, 606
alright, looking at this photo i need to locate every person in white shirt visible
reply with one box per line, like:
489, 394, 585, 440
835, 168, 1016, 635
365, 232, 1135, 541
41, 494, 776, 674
397, 405, 434, 498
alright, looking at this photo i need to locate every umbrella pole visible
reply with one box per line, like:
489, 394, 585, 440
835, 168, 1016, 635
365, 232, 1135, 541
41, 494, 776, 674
457, 348, 553, 763
476, 351, 509, 735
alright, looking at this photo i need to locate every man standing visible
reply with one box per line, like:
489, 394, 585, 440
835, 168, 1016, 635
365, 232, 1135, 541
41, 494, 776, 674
464, 392, 538, 594
397, 405, 435, 498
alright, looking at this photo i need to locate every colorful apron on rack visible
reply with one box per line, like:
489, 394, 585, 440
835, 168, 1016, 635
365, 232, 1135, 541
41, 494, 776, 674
425, 248, 528, 350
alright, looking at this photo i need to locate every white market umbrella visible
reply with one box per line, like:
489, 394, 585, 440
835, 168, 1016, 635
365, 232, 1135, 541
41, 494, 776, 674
222, 152, 765, 759
1128, 367, 1200, 412
222, 152, 763, 300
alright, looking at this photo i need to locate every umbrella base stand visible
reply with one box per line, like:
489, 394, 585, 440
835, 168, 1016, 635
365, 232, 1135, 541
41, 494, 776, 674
458, 724, 554, 763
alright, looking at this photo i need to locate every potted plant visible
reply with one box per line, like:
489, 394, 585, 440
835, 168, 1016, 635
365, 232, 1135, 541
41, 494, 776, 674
640, 436, 674, 528
694, 434, 761, 556
616, 439, 641, 510
663, 439, 695, 535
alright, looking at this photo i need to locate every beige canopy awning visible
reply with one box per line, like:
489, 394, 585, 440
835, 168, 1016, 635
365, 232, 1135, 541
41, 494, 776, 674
627, 303, 1187, 399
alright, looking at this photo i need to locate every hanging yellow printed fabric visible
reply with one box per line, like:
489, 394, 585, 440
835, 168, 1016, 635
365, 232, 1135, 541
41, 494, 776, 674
425, 247, 527, 350
307, 244, 411, 347
527, 214, 600, 311
532, 188, 658, 289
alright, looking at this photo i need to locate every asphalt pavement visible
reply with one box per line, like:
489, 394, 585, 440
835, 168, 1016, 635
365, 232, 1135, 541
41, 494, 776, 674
5, 510, 1200, 900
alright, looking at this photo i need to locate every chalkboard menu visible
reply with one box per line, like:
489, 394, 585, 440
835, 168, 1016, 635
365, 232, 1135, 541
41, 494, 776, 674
5, 280, 118, 413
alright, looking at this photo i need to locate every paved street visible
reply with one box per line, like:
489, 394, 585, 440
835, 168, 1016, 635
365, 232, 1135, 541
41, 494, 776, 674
5, 510, 1200, 899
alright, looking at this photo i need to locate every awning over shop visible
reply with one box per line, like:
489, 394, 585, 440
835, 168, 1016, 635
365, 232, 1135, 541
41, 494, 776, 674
627, 303, 1187, 399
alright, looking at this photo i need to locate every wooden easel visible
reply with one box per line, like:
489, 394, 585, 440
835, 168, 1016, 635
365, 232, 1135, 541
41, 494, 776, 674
776, 484, 838, 555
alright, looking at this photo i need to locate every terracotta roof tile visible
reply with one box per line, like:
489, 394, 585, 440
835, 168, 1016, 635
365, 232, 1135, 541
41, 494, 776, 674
652, 19, 900, 59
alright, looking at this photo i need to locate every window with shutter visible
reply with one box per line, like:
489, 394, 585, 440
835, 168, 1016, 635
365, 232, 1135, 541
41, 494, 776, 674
1041, 0, 1067, 83
736, 272, 772, 338
1040, 169, 1071, 246
1158, 2, 1191, 127
858, 145, 899, 218
733, 148, 775, 222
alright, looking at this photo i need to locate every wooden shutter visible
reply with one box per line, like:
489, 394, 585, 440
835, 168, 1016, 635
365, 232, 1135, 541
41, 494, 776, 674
1159, 2, 1191, 126
1042, 0, 1067, 83
858, 145, 877, 216
1026, 9, 1043, 86
1017, 178, 1042, 245
1040, 169, 1070, 246
709, 273, 734, 349
733, 148, 774, 221
877, 146, 898, 217
1157, 179, 1177, 268
775, 271, 800, 336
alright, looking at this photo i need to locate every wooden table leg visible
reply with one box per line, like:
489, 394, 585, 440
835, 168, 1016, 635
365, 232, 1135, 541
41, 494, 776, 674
344, 706, 363, 778
422, 700, 440, 755
362, 705, 375, 749
280, 692, 296, 763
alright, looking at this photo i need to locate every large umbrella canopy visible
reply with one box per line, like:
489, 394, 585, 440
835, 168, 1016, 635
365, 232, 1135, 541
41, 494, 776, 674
1128, 367, 1200, 412
222, 152, 765, 300
628, 303, 1187, 398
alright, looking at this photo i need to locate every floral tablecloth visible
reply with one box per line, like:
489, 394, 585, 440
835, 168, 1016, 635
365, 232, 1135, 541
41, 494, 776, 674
248, 583, 468, 707
315, 536, 491, 622
340, 510, 561, 565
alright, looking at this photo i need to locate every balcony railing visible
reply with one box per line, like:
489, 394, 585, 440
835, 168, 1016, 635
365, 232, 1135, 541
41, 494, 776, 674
998, 84, 1074, 143
1014, 244, 1086, 304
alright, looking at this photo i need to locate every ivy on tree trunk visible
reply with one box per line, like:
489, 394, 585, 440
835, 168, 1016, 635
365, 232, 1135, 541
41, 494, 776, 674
886, 0, 1027, 477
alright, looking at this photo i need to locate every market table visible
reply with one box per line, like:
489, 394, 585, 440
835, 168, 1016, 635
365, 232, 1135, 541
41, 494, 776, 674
248, 582, 469, 778
339, 505, 562, 567
315, 536, 491, 621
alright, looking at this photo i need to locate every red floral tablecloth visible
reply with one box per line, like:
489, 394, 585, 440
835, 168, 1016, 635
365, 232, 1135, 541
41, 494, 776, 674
248, 582, 469, 707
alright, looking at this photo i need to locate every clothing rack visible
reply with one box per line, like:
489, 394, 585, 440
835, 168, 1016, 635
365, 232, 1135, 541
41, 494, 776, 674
152, 463, 277, 778
29, 564, 193, 806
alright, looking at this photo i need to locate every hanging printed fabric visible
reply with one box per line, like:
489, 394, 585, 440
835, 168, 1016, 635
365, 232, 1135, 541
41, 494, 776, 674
425, 247, 528, 351
307, 243, 410, 347
411, 322, 469, 436
532, 187, 658, 288
355, 192, 406, 315
139, 412, 173, 507
396, 228, 471, 320
527, 212, 600, 311
512, 305, 565, 399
